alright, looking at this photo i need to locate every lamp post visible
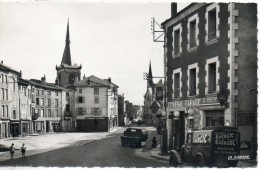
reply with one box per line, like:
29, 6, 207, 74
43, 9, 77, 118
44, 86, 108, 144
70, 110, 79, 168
160, 110, 168, 155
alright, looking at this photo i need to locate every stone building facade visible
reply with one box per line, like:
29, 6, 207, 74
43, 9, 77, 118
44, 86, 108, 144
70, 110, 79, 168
28, 77, 65, 133
71, 76, 118, 132
0, 62, 21, 138
162, 3, 257, 157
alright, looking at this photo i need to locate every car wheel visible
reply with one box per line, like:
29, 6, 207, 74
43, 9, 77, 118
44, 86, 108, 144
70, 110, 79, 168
121, 142, 125, 147
193, 156, 205, 167
169, 155, 178, 167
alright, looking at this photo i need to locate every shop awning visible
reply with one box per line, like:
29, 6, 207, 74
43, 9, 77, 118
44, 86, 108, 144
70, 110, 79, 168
34, 117, 61, 121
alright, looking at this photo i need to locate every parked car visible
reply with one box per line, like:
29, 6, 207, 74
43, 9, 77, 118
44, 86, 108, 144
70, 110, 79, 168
169, 127, 240, 167
120, 128, 148, 148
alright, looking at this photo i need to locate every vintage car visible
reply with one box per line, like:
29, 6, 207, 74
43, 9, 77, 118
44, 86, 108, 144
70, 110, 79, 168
120, 128, 148, 148
169, 127, 240, 167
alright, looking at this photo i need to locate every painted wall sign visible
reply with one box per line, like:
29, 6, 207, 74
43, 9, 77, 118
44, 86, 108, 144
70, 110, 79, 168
168, 96, 219, 110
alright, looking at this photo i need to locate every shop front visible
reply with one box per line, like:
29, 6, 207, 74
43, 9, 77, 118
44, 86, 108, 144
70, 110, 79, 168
10, 120, 21, 137
109, 116, 118, 131
33, 120, 45, 133
168, 96, 226, 150
0, 120, 10, 139
77, 117, 108, 132
63, 117, 72, 132
21, 120, 30, 136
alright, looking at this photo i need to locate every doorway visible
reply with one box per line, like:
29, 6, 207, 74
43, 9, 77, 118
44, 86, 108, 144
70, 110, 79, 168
46, 121, 50, 132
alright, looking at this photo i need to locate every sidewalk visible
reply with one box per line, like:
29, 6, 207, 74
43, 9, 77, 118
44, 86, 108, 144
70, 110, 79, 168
0, 127, 121, 162
135, 128, 258, 168
149, 148, 257, 168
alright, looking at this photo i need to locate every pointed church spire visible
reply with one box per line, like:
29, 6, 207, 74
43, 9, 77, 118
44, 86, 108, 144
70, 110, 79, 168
148, 60, 153, 79
147, 60, 153, 87
61, 19, 72, 66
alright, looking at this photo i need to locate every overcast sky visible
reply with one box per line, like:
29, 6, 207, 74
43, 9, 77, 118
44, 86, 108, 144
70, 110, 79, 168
0, 1, 189, 105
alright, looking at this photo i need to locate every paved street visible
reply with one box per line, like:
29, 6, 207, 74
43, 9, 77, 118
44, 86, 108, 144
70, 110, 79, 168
0, 127, 168, 167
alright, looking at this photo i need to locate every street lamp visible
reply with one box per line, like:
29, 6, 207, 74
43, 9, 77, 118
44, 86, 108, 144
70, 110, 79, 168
173, 111, 180, 120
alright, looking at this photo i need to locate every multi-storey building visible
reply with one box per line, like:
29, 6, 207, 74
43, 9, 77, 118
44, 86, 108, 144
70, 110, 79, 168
162, 3, 257, 157
28, 76, 65, 133
0, 61, 21, 138
73, 76, 118, 132
18, 78, 33, 136
1, 62, 67, 137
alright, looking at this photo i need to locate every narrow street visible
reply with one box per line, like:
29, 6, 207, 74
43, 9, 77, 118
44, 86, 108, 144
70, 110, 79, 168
0, 127, 168, 167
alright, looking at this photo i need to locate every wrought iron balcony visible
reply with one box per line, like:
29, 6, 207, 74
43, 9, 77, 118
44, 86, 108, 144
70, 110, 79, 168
64, 111, 72, 117
174, 47, 180, 55
208, 31, 216, 41
189, 40, 196, 48
32, 113, 39, 120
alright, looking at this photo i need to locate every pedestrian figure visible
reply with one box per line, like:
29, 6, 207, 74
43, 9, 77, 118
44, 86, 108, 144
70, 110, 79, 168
9, 143, 15, 159
21, 143, 26, 158
152, 137, 157, 148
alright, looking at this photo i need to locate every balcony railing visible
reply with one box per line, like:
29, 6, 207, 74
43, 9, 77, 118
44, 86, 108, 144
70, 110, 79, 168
64, 111, 72, 117
208, 31, 216, 41
32, 113, 39, 120
174, 47, 180, 55
189, 39, 196, 48
174, 89, 180, 98
93, 111, 102, 116
189, 89, 197, 96
208, 85, 216, 94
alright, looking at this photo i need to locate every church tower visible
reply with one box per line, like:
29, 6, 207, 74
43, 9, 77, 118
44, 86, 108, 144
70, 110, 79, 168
56, 19, 81, 87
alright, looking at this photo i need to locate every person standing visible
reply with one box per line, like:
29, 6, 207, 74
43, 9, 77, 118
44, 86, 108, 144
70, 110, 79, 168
9, 143, 15, 159
152, 137, 157, 148
21, 143, 26, 158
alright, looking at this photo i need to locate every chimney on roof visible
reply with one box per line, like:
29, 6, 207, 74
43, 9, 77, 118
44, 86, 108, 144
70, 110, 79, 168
83, 74, 85, 79
41, 75, 46, 84
20, 71, 22, 78
108, 77, 111, 83
171, 3, 177, 17
1, 60, 3, 64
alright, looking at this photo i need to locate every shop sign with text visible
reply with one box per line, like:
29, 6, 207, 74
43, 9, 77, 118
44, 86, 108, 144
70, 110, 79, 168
168, 96, 219, 110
